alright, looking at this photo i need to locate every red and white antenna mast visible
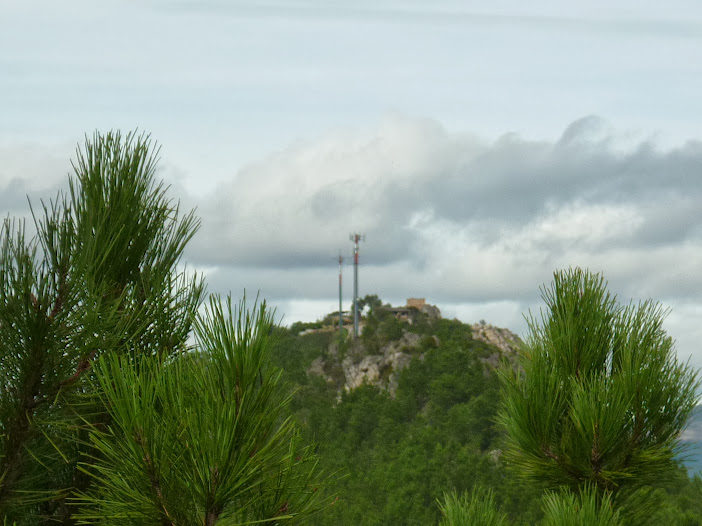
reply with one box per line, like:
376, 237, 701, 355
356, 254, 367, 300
338, 252, 344, 339
350, 233, 365, 339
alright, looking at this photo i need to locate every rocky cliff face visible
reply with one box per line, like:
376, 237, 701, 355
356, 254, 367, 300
308, 332, 427, 397
469, 322, 523, 368
307, 319, 522, 396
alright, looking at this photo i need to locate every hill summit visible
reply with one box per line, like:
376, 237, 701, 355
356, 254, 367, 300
292, 295, 522, 396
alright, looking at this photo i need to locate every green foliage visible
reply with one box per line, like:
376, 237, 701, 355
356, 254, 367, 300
0, 131, 327, 525
266, 287, 702, 525
360, 306, 411, 354
356, 294, 382, 315
541, 486, 623, 526
499, 268, 699, 494
289, 320, 324, 334
270, 328, 334, 386
0, 131, 204, 524
270, 313, 546, 526
438, 487, 509, 526
420, 334, 439, 350
433, 318, 473, 345
75, 296, 328, 524
498, 268, 700, 524
8, 141, 700, 526
660, 472, 702, 525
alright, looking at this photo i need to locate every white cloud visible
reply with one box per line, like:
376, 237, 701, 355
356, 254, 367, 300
188, 114, 702, 302
0, 142, 72, 221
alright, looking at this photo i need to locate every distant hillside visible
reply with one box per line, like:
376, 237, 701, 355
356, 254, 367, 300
268, 295, 702, 525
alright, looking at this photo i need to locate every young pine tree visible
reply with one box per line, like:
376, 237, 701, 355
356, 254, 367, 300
0, 132, 327, 524
498, 268, 699, 523
438, 487, 508, 526
0, 131, 203, 523
437, 269, 698, 525
75, 296, 327, 525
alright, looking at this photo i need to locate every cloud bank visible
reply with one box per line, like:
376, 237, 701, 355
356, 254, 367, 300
188, 114, 702, 309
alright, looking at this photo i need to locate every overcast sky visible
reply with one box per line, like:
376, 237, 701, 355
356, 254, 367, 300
2, 0, 702, 369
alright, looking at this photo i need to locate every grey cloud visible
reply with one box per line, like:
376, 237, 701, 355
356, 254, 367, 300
180, 113, 702, 379
4, 118, 691, 328
188, 115, 702, 281
633, 197, 702, 247
0, 178, 33, 217
2, 123, 700, 369
0, 143, 71, 222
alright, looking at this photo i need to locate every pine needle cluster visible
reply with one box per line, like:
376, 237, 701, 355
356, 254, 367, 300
499, 268, 699, 494
497, 268, 699, 523
0, 131, 328, 524
438, 268, 699, 525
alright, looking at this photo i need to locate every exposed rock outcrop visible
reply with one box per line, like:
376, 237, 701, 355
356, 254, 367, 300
470, 323, 522, 368
420, 303, 441, 320
342, 333, 420, 395
308, 332, 423, 397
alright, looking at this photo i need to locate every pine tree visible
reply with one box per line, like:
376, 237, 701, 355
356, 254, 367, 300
0, 131, 327, 524
74, 295, 327, 524
438, 487, 508, 526
436, 268, 699, 525
498, 268, 699, 523
540, 486, 623, 526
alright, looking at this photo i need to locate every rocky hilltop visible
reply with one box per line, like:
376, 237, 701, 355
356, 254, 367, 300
303, 298, 522, 396
469, 322, 522, 367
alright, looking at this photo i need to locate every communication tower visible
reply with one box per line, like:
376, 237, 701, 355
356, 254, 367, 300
338, 253, 344, 338
349, 233, 365, 339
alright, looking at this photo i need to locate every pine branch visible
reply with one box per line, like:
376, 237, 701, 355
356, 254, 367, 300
204, 466, 222, 526
0, 335, 47, 507
134, 430, 176, 526
56, 350, 97, 391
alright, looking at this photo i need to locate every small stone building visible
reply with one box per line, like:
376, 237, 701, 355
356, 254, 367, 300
406, 298, 426, 310
388, 298, 441, 323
